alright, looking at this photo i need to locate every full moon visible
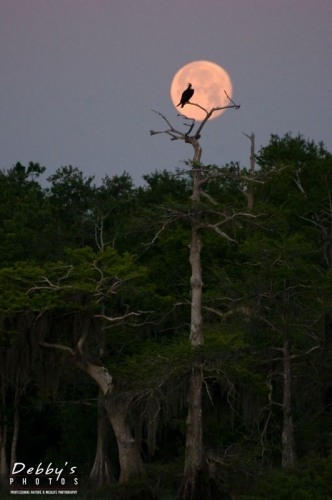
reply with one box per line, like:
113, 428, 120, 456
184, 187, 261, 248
170, 60, 233, 121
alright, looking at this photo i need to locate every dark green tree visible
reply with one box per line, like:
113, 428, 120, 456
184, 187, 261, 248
0, 162, 53, 266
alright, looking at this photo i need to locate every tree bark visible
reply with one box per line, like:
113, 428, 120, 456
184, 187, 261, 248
178, 142, 224, 499
189, 224, 203, 347
105, 399, 144, 483
189, 141, 204, 349
177, 366, 204, 499
40, 341, 114, 397
10, 375, 20, 473
0, 370, 8, 489
10, 409, 19, 473
106, 399, 156, 499
89, 393, 114, 489
186, 154, 204, 491
0, 423, 8, 489
281, 336, 296, 470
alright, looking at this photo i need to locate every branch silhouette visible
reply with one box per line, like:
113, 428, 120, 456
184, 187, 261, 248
150, 92, 240, 142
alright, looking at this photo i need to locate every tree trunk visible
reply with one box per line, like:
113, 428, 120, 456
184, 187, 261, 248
189, 223, 203, 347
281, 337, 296, 469
10, 377, 20, 472
243, 132, 255, 210
188, 153, 204, 345
40, 341, 148, 490
185, 159, 204, 493
178, 147, 224, 499
105, 399, 157, 500
0, 371, 8, 489
105, 399, 144, 483
0, 422, 8, 488
89, 393, 114, 489
177, 366, 203, 499
10, 409, 19, 473
0, 425, 8, 487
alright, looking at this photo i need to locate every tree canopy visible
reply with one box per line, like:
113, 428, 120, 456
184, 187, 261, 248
1, 134, 332, 499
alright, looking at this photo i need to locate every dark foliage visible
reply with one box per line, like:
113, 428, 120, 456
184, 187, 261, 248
1, 134, 332, 498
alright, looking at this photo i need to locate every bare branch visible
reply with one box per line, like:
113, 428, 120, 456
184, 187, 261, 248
150, 109, 185, 141
224, 90, 237, 106
151, 91, 240, 145
290, 344, 320, 359
95, 311, 142, 323
297, 214, 325, 230
151, 109, 177, 130
40, 341, 74, 355
187, 102, 209, 114
25, 266, 74, 294
202, 377, 214, 406
202, 306, 233, 319
142, 218, 173, 247
200, 190, 218, 206
40, 341, 113, 395
294, 169, 307, 196
204, 224, 237, 243
194, 103, 240, 139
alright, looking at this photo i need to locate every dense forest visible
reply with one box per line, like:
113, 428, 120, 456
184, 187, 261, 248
1, 127, 332, 499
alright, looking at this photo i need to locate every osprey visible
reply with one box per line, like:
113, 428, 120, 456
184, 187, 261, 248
177, 83, 194, 108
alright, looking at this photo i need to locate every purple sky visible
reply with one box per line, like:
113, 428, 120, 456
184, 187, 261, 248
1, 0, 331, 186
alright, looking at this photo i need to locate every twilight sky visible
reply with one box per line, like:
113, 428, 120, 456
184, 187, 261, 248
1, 0, 331, 186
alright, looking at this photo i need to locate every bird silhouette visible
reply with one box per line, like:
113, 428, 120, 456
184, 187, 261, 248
177, 83, 194, 108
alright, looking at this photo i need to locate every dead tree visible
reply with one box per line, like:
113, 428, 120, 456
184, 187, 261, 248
242, 132, 256, 210
151, 97, 244, 499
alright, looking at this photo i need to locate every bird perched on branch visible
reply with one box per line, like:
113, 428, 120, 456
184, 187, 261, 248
177, 83, 194, 108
